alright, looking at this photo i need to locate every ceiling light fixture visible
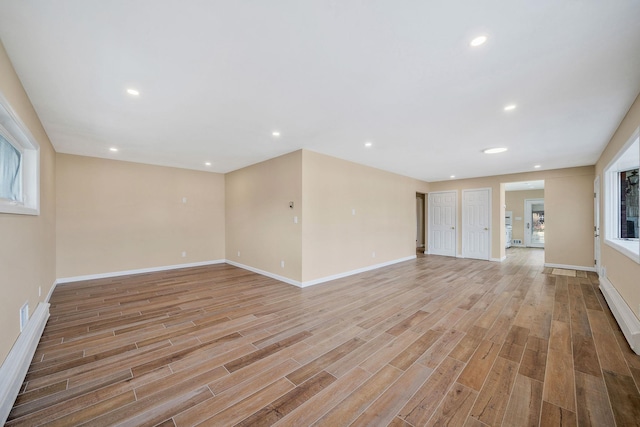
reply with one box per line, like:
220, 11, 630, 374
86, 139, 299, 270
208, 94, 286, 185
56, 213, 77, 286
483, 147, 508, 154
126, 88, 140, 96
450, 175, 456, 179
534, 164, 541, 169
504, 104, 517, 111
470, 35, 488, 47
272, 131, 280, 137
364, 142, 373, 147
109, 147, 118, 152
205, 162, 211, 166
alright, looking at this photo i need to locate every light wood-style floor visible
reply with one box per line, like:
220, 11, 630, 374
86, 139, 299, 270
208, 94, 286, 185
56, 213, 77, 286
7, 248, 640, 426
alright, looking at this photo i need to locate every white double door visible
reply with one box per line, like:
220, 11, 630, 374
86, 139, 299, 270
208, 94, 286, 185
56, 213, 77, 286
462, 189, 491, 260
428, 191, 457, 257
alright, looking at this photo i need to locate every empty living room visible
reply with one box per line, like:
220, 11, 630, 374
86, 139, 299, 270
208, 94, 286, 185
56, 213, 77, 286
1, 2, 639, 426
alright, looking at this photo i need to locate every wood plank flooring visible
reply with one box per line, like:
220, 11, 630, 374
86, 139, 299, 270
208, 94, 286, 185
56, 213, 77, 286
7, 248, 640, 426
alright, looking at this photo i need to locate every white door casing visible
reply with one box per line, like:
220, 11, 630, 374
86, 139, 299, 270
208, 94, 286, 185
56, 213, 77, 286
462, 188, 491, 260
428, 191, 457, 257
594, 176, 601, 274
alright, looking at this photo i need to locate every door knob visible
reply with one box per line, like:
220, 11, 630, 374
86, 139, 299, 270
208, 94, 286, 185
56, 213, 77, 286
484, 227, 488, 230
451, 227, 455, 229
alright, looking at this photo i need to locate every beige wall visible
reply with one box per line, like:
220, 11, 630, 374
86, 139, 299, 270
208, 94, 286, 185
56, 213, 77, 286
544, 171, 595, 267
301, 150, 425, 282
429, 166, 595, 267
56, 154, 225, 278
0, 41, 56, 362
595, 94, 640, 320
506, 189, 545, 243
225, 150, 303, 282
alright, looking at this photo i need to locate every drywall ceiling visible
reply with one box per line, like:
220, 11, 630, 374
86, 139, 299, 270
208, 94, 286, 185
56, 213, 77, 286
504, 180, 544, 191
0, 1, 639, 182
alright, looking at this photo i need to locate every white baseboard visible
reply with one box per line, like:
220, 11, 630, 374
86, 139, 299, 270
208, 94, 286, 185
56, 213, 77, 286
225, 260, 303, 287
544, 263, 596, 272
55, 259, 226, 285
301, 256, 417, 288
0, 302, 50, 424
45, 279, 57, 303
227, 255, 417, 289
490, 256, 506, 262
599, 276, 640, 355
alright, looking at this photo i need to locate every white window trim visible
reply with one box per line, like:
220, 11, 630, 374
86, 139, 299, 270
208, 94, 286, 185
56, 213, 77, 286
603, 127, 640, 264
0, 92, 40, 216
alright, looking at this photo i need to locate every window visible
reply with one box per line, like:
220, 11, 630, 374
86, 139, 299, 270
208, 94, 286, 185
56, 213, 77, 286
0, 133, 22, 201
604, 128, 640, 263
0, 92, 39, 215
620, 168, 639, 239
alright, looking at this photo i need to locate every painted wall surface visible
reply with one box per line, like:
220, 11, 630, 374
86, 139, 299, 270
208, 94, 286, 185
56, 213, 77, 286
506, 189, 545, 243
0, 41, 56, 362
595, 94, 640, 320
225, 150, 302, 282
429, 166, 595, 266
56, 154, 225, 278
544, 172, 595, 267
301, 150, 422, 282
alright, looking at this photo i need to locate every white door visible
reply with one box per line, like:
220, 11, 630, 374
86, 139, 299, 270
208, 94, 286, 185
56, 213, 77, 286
524, 199, 545, 248
428, 191, 457, 257
594, 176, 601, 275
462, 189, 491, 260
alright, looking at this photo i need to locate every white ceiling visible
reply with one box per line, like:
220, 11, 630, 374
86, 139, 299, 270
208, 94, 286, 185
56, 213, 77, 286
0, 1, 639, 182
504, 180, 544, 191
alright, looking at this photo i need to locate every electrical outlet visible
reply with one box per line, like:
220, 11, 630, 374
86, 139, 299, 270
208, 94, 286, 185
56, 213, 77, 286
352, 208, 356, 216
182, 197, 187, 204
237, 251, 240, 257
294, 216, 298, 224
19, 302, 29, 332
38, 286, 41, 297
372, 251, 376, 258
181, 251, 187, 258
281, 260, 285, 268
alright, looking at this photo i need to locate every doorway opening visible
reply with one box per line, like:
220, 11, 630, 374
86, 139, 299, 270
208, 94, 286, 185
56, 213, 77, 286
525, 199, 545, 248
416, 193, 426, 253
504, 180, 545, 252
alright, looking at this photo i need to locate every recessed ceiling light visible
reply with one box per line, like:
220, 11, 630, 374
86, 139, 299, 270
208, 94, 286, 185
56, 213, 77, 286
483, 147, 508, 154
504, 104, 517, 111
450, 175, 456, 179
534, 164, 541, 169
109, 147, 118, 152
205, 162, 211, 166
364, 142, 373, 148
126, 88, 140, 96
272, 131, 280, 137
470, 35, 488, 47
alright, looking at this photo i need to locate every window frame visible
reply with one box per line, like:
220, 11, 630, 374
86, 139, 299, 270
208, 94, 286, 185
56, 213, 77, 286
0, 92, 40, 216
604, 127, 640, 263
